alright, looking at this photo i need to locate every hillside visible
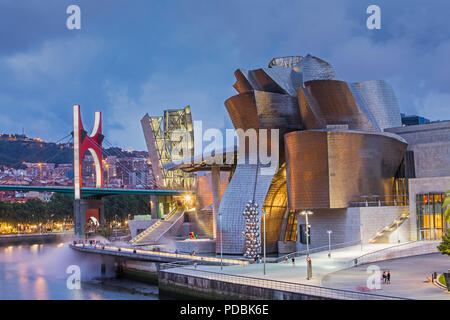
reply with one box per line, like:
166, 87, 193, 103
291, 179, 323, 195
0, 134, 148, 169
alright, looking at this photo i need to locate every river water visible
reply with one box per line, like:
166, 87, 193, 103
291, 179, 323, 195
0, 242, 159, 300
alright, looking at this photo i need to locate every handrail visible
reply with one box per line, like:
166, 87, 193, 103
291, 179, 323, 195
159, 263, 408, 300
275, 239, 362, 263
71, 243, 248, 265
151, 210, 185, 244
130, 206, 179, 244
162, 206, 179, 221
353, 240, 440, 266
368, 213, 409, 243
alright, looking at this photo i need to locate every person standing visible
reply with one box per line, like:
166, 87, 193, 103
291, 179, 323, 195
291, 256, 295, 267
382, 271, 386, 284
387, 271, 391, 284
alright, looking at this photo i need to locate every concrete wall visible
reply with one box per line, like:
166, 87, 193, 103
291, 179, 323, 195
295, 208, 361, 252
0, 233, 59, 245
128, 219, 157, 238
352, 206, 411, 243
386, 121, 450, 178
293, 206, 413, 252
408, 176, 450, 241
158, 271, 327, 300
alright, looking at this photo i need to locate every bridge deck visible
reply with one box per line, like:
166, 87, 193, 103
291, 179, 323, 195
0, 185, 193, 197
70, 243, 248, 265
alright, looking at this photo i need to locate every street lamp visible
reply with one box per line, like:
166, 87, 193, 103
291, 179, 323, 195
300, 210, 313, 280
396, 219, 400, 244
326, 230, 332, 258
262, 211, 267, 275
360, 223, 363, 252
219, 212, 223, 271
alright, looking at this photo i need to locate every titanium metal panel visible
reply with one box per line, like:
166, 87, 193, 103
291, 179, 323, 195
299, 80, 379, 132
285, 131, 330, 209
234, 55, 337, 96
225, 91, 302, 133
285, 130, 407, 209
300, 54, 338, 82
216, 163, 276, 254
353, 80, 402, 130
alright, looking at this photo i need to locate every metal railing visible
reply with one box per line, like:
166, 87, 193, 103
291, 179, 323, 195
275, 240, 362, 263
159, 263, 407, 300
71, 242, 249, 266
368, 212, 410, 243
353, 240, 440, 266
349, 195, 409, 208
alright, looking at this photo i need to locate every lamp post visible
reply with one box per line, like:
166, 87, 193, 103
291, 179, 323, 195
326, 230, 332, 258
396, 219, 400, 244
300, 210, 313, 280
262, 212, 267, 275
360, 223, 363, 252
219, 212, 223, 271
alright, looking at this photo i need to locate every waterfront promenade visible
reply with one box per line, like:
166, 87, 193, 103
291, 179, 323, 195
161, 241, 445, 299
321, 253, 450, 300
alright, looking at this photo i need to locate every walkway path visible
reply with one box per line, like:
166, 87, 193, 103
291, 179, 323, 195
321, 253, 450, 300
188, 243, 395, 286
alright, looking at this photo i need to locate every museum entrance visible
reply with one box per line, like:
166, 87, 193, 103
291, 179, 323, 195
416, 193, 447, 240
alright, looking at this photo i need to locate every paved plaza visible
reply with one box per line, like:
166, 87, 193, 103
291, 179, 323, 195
322, 253, 450, 300
193, 243, 394, 286
177, 244, 449, 299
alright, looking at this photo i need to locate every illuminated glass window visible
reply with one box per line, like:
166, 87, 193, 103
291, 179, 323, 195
416, 192, 447, 240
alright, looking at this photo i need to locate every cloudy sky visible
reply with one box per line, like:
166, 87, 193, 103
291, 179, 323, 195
0, 0, 449, 150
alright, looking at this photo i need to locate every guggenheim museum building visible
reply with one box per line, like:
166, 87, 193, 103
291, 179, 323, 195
155, 54, 450, 256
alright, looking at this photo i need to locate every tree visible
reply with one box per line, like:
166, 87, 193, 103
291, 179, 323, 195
438, 191, 450, 256
444, 190, 450, 224
46, 193, 73, 222
437, 230, 450, 256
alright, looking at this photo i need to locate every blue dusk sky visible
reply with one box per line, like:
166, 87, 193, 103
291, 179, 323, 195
0, 0, 449, 150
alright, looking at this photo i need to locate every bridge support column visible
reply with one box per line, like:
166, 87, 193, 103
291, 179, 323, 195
74, 197, 105, 238
150, 195, 158, 219
74, 199, 85, 238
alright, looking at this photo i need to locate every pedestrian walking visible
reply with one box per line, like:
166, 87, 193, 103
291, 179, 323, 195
382, 271, 386, 284
387, 271, 391, 284
291, 256, 295, 267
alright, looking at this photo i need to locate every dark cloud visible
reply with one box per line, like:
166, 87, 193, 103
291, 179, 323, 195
0, 0, 449, 150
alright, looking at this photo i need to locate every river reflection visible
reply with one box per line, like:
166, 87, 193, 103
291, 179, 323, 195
0, 242, 158, 300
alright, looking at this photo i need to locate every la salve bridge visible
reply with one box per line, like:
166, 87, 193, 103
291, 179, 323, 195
1, 105, 193, 237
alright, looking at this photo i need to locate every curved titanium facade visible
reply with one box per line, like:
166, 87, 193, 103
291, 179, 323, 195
285, 130, 407, 209
215, 54, 407, 254
225, 90, 302, 132
216, 163, 276, 254
298, 80, 380, 132
353, 80, 402, 130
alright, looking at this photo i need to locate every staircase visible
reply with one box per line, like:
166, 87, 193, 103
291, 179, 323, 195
369, 211, 410, 243
130, 208, 185, 246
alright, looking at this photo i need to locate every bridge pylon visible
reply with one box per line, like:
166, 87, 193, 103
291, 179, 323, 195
73, 105, 104, 237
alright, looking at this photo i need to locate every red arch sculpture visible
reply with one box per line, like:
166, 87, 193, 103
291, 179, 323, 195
73, 105, 104, 200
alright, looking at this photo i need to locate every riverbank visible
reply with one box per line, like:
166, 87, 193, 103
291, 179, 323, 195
0, 233, 68, 246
